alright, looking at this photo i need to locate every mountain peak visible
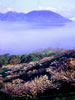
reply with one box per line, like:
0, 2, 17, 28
0, 10, 72, 23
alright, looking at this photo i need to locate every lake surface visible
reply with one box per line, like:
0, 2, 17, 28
0, 21, 75, 54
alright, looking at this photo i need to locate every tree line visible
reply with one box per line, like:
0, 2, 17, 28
0, 49, 64, 67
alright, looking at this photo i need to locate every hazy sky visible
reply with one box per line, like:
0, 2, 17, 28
0, 0, 75, 17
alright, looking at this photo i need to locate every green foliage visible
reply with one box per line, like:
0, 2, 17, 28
20, 55, 28, 63
0, 56, 8, 67
54, 98, 65, 100
0, 49, 65, 66
0, 68, 11, 76
9, 55, 21, 64
71, 96, 75, 100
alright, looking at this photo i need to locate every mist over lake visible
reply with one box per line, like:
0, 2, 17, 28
0, 21, 75, 54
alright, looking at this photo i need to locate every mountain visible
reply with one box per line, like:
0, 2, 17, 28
0, 10, 72, 24
25, 10, 71, 23
0, 12, 26, 21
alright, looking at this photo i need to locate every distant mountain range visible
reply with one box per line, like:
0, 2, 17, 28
0, 10, 72, 24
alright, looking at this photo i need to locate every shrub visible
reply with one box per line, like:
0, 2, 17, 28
9, 58, 19, 65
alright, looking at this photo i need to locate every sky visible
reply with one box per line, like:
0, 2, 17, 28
0, 0, 75, 18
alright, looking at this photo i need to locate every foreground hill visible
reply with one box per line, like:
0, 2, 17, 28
0, 10, 72, 24
0, 50, 75, 100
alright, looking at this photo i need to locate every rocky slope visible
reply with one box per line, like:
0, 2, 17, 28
0, 50, 75, 99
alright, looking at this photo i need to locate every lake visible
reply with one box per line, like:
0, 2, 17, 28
0, 21, 75, 54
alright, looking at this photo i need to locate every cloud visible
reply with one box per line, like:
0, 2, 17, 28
70, 17, 75, 21
7, 8, 13, 11
58, 8, 75, 18
3, 7, 14, 13
38, 6, 57, 12
46, 7, 57, 12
